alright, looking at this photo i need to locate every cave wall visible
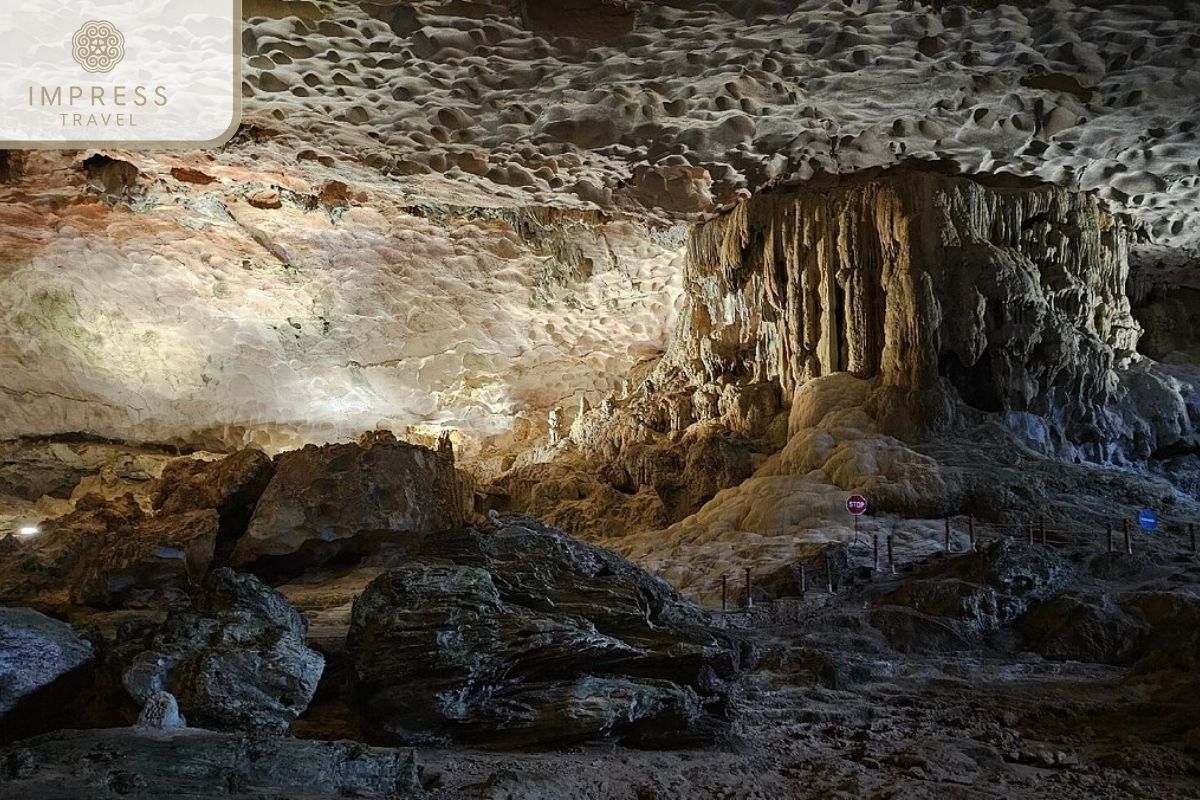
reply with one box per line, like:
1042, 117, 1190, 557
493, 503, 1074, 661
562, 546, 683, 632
0, 152, 684, 456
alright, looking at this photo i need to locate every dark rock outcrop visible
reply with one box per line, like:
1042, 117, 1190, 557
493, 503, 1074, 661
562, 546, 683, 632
118, 569, 323, 734
1018, 592, 1147, 664
0, 607, 94, 717
0, 494, 218, 610
347, 516, 741, 749
152, 449, 275, 561
0, 728, 419, 800
1020, 590, 1200, 671
231, 434, 470, 574
870, 540, 1075, 651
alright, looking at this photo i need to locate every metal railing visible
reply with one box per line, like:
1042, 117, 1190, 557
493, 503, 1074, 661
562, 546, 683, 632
708, 513, 1200, 615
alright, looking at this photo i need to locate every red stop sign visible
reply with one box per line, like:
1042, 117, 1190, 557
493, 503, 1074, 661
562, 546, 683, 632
846, 495, 868, 516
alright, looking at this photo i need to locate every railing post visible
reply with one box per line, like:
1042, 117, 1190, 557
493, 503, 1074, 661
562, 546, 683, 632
968, 515, 976, 552
873, 533, 880, 572
1039, 516, 1047, 546
799, 563, 807, 595
721, 574, 727, 612
824, 554, 833, 593
944, 519, 951, 553
1027, 520, 1034, 545
1124, 519, 1132, 556
887, 534, 895, 575
745, 567, 753, 608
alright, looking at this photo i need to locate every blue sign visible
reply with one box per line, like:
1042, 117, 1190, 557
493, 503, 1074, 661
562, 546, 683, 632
1139, 509, 1158, 532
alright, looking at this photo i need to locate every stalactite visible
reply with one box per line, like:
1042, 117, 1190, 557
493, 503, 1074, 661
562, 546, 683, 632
661, 169, 1140, 449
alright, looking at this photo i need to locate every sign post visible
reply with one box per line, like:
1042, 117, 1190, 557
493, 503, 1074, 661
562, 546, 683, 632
847, 495, 868, 539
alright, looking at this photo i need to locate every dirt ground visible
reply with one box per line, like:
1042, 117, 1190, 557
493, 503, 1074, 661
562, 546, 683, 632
413, 546, 1200, 800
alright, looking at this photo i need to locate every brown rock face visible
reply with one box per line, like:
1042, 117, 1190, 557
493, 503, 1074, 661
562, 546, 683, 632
152, 449, 275, 561
71, 509, 219, 609
230, 435, 471, 574
0, 493, 218, 610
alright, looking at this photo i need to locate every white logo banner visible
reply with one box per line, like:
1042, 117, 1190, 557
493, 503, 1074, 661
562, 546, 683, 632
0, 0, 241, 148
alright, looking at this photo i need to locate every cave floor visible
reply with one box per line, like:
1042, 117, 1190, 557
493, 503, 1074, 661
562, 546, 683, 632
407, 628, 1200, 800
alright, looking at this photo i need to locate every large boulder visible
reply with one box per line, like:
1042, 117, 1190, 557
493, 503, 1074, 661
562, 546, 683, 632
1018, 592, 1148, 664
0, 607, 94, 717
118, 569, 323, 734
152, 449, 275, 561
870, 539, 1075, 652
0, 728, 419, 800
347, 516, 741, 749
231, 434, 470, 574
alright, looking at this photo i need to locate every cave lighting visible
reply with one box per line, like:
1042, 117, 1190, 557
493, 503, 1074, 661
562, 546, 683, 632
18, 525, 39, 536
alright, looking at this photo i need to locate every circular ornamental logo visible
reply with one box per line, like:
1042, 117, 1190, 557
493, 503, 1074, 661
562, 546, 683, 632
72, 20, 125, 74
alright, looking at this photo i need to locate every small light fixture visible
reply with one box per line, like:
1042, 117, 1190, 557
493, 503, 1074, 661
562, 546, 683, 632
18, 525, 38, 536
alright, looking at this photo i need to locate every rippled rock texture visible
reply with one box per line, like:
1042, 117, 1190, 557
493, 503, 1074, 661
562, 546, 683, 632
4, 0, 1200, 458
0, 728, 420, 800
347, 516, 743, 749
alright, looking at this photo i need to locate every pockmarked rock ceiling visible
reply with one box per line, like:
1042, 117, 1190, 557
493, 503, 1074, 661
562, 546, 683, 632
1, 0, 1198, 454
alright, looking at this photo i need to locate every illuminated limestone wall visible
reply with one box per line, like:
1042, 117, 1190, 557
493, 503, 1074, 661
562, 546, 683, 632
0, 152, 684, 454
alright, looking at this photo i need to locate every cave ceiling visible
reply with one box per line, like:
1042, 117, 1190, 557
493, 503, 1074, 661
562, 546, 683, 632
1, 0, 1198, 453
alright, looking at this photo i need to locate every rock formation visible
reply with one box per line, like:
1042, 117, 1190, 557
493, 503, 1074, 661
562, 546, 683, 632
579, 169, 1186, 464
0, 493, 218, 610
115, 568, 324, 734
0, 728, 420, 800
231, 433, 472, 574
0, 607, 94, 717
152, 449, 275, 561
347, 516, 742, 748
4, 0, 1200, 459
0, 0, 1199, 796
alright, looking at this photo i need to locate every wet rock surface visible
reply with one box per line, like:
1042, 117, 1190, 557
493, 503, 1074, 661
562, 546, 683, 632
347, 516, 742, 749
0, 728, 420, 800
0, 607, 93, 717
115, 568, 323, 734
